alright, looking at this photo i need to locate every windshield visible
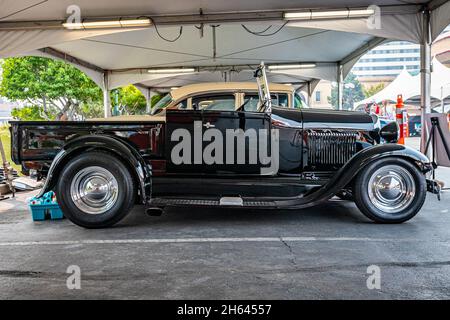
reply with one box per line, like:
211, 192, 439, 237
294, 93, 309, 109
242, 93, 287, 111
151, 94, 173, 115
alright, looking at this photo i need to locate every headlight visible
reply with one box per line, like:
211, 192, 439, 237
379, 121, 399, 143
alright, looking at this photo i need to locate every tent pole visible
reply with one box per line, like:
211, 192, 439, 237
146, 89, 158, 113
306, 81, 311, 106
145, 89, 152, 114
337, 65, 344, 110
103, 89, 111, 118
420, 9, 432, 156
103, 72, 112, 118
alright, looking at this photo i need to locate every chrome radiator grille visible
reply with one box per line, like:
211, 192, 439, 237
307, 131, 358, 165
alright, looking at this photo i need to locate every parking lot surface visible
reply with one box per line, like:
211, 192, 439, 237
1, 181, 450, 299
1, 138, 450, 299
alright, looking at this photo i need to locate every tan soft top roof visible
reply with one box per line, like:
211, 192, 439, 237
170, 82, 294, 101
88, 114, 166, 122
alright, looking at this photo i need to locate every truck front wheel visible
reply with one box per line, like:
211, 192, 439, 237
353, 158, 426, 223
56, 151, 135, 228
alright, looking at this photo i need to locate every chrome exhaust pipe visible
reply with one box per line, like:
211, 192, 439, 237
145, 207, 164, 216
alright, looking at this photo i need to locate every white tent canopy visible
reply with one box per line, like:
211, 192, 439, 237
1, 1, 449, 90
354, 58, 450, 108
354, 68, 415, 107
6, 24, 375, 94
0, 0, 449, 128
29, 24, 368, 89
1, 0, 448, 43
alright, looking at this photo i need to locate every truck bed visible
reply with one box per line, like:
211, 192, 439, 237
9, 120, 165, 167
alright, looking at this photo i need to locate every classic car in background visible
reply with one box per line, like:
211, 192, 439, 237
151, 82, 307, 114
9, 63, 435, 228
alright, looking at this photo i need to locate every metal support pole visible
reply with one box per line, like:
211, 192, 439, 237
337, 65, 344, 111
103, 89, 111, 118
145, 89, 158, 113
441, 86, 445, 113
420, 10, 431, 155
306, 81, 312, 106
145, 89, 152, 114
103, 72, 112, 118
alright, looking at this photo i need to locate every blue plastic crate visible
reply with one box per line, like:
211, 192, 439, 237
28, 191, 64, 221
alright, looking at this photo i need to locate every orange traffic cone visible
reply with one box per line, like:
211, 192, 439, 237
396, 94, 407, 145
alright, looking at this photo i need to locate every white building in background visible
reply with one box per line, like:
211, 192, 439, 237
309, 41, 422, 109
352, 41, 420, 81
0, 98, 14, 124
0, 96, 22, 123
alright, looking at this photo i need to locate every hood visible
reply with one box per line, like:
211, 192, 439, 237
301, 108, 374, 131
302, 109, 374, 126
271, 107, 374, 131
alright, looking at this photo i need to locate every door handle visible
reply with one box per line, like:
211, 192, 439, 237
203, 122, 215, 128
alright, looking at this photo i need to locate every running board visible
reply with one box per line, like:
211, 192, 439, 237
149, 197, 277, 208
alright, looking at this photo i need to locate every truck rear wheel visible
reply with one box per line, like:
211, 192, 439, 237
353, 158, 426, 223
56, 151, 135, 228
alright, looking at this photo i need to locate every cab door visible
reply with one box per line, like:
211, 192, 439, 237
202, 109, 272, 175
196, 93, 272, 175
166, 93, 273, 175
165, 109, 203, 174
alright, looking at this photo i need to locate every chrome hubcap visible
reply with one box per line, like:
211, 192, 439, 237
368, 165, 415, 214
70, 166, 118, 214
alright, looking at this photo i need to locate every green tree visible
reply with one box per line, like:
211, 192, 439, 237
151, 93, 163, 108
111, 85, 163, 115
11, 105, 56, 121
112, 85, 147, 115
363, 83, 385, 98
328, 72, 365, 110
80, 102, 104, 119
0, 57, 102, 119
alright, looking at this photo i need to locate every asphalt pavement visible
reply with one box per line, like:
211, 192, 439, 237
0, 138, 449, 299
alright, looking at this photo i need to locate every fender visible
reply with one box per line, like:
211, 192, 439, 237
271, 144, 432, 209
37, 134, 152, 204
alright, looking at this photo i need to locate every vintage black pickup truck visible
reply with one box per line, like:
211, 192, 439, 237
10, 64, 435, 228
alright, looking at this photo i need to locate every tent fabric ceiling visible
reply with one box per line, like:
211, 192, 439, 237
9, 24, 372, 89
44, 24, 369, 88
0, 28, 140, 58
136, 70, 313, 89
0, 1, 430, 22
51, 25, 362, 70
29, 48, 106, 88
287, 13, 423, 43
0, 0, 449, 91
431, 0, 450, 39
